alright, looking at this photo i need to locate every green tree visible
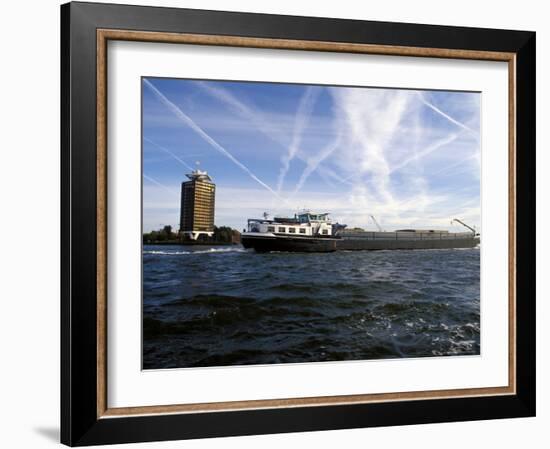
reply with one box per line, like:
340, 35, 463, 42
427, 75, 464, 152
213, 226, 234, 242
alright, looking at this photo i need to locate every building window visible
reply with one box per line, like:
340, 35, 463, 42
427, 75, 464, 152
267, 226, 275, 232
322, 229, 328, 235
299, 228, 306, 234
278, 227, 286, 233
289, 227, 296, 233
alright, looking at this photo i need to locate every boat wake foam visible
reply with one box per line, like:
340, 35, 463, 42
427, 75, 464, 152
144, 247, 248, 256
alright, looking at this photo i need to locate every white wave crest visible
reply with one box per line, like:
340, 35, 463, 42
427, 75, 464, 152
144, 247, 248, 256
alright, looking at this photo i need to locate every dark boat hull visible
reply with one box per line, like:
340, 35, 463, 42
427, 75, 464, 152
241, 235, 339, 252
242, 234, 480, 253
338, 236, 480, 251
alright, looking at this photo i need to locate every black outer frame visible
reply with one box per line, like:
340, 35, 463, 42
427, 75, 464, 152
60, 1, 535, 446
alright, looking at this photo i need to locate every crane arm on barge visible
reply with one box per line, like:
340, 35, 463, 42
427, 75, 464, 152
370, 215, 383, 232
451, 218, 478, 235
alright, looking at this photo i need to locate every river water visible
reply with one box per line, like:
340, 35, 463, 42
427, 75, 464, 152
143, 244, 480, 369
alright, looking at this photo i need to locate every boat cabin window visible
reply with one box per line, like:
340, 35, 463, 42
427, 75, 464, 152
278, 227, 286, 233
289, 227, 296, 233
322, 229, 328, 235
267, 226, 275, 232
299, 228, 306, 234
298, 213, 329, 223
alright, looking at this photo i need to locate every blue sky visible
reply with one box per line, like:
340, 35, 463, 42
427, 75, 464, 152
142, 77, 480, 233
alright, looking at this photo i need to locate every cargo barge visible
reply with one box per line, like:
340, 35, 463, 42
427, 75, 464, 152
241, 212, 479, 253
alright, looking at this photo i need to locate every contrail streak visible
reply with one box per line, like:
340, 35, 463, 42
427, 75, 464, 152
143, 79, 288, 204
196, 81, 350, 187
291, 132, 343, 198
195, 81, 257, 126
277, 86, 320, 193
143, 173, 179, 196
432, 153, 478, 176
144, 137, 194, 170
389, 133, 460, 175
417, 92, 477, 136
195, 80, 288, 148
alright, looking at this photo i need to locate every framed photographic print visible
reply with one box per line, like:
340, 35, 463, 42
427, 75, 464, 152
61, 1, 536, 446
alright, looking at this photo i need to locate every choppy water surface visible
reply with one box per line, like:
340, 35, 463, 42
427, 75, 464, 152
143, 245, 480, 369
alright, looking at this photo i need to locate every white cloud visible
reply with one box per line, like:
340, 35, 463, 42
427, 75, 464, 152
330, 87, 413, 204
143, 81, 481, 233
322, 87, 480, 229
291, 130, 343, 198
389, 132, 460, 175
143, 181, 479, 233
194, 80, 350, 188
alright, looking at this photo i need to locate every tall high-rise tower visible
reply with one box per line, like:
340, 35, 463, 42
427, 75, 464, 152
179, 169, 216, 240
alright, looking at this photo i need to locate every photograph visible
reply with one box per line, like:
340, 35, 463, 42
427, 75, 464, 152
141, 77, 482, 370
53, 1, 537, 445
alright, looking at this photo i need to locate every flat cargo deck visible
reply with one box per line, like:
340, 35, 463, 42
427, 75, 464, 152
337, 231, 479, 250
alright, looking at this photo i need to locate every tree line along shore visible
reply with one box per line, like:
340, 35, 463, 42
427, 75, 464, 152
143, 225, 241, 245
